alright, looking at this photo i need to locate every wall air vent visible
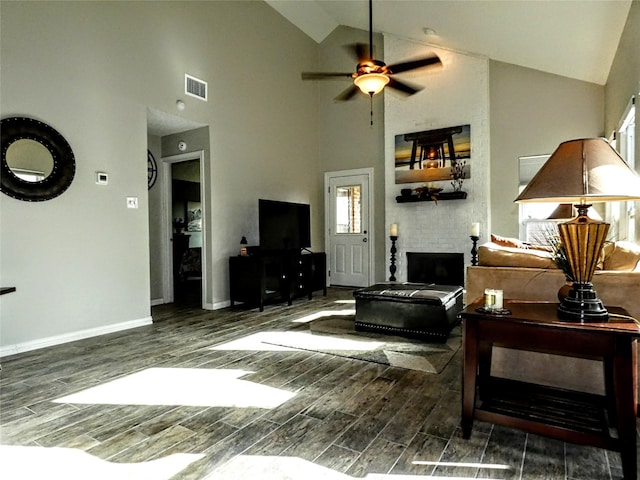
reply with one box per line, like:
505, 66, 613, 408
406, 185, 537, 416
185, 74, 208, 101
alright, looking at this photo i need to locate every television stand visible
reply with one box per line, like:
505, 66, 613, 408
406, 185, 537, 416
229, 250, 326, 311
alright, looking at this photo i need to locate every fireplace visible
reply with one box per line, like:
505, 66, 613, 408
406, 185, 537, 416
407, 252, 464, 286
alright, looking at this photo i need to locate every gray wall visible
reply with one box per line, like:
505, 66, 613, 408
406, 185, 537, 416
0, 1, 319, 351
605, 0, 639, 140
489, 62, 604, 237
147, 134, 163, 303
317, 26, 387, 281
604, 0, 640, 240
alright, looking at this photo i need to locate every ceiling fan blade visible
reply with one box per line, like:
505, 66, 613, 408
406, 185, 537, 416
387, 55, 442, 74
335, 85, 359, 102
302, 72, 354, 80
345, 43, 371, 63
387, 77, 422, 96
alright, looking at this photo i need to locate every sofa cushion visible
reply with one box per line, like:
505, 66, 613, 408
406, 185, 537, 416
478, 242, 557, 269
603, 241, 640, 271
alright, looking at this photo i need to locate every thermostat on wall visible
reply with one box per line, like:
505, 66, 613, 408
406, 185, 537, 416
96, 172, 108, 185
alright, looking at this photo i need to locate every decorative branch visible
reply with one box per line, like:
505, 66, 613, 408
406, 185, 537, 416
450, 159, 466, 192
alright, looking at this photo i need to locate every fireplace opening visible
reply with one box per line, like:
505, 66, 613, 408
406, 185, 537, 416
407, 252, 464, 286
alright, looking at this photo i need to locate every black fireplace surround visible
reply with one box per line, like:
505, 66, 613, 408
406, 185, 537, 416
406, 252, 464, 286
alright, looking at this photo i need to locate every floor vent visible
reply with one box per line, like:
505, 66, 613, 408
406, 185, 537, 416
185, 74, 207, 101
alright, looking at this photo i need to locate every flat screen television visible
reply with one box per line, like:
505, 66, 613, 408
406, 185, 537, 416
259, 199, 311, 251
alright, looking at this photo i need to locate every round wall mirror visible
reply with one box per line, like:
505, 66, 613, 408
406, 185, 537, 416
6, 139, 55, 182
1, 117, 76, 201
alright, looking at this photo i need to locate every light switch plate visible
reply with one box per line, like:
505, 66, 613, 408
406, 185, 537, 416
126, 197, 138, 209
96, 172, 108, 185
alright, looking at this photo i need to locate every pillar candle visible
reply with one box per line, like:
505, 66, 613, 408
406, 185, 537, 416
494, 290, 504, 310
470, 222, 480, 237
390, 223, 398, 236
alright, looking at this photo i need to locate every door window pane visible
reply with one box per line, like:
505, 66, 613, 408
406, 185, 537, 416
335, 185, 361, 234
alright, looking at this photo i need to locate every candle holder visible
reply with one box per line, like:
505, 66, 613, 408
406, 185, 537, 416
470, 235, 480, 266
389, 235, 398, 281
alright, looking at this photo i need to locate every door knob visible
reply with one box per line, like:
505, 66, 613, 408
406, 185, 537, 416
363, 238, 368, 243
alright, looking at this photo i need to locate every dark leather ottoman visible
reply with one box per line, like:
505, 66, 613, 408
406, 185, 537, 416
353, 283, 464, 342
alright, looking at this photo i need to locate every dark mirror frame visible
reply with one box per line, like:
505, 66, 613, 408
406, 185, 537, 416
1, 116, 76, 202
148, 150, 158, 189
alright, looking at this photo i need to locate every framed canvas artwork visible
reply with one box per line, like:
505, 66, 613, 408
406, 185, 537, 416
395, 124, 471, 185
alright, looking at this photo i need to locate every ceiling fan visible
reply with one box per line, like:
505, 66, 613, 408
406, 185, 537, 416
301, 0, 442, 102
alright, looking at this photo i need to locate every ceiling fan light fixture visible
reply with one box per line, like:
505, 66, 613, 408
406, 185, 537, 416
354, 73, 389, 95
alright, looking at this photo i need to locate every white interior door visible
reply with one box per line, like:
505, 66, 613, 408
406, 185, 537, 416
325, 170, 373, 287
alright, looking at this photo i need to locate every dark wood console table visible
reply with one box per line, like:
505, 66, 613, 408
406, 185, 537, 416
461, 300, 639, 480
229, 251, 326, 311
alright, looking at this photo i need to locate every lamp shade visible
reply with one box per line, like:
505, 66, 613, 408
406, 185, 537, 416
546, 203, 574, 219
515, 138, 640, 204
546, 203, 602, 221
353, 73, 389, 95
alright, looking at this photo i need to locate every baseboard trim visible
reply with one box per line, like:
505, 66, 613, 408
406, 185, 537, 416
148, 300, 218, 310
0, 317, 153, 358
212, 300, 230, 310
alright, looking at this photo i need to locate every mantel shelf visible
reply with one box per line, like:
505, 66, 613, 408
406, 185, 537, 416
396, 191, 468, 203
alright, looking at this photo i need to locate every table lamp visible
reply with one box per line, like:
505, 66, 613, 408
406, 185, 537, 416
546, 203, 602, 221
515, 138, 640, 322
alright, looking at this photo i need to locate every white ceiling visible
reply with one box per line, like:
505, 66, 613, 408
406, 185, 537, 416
266, 0, 632, 85
147, 107, 207, 137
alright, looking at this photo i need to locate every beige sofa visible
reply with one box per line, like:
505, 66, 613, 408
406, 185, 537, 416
466, 238, 640, 395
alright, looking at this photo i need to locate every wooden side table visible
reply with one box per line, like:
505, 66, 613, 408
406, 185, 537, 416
461, 300, 639, 480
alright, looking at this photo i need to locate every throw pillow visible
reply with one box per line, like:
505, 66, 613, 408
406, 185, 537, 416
491, 234, 528, 249
490, 233, 551, 252
603, 241, 640, 271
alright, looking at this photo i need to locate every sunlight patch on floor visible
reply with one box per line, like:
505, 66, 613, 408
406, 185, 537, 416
369, 476, 497, 479
0, 445, 203, 480
212, 328, 382, 353
262, 330, 384, 351
413, 461, 511, 470
290, 308, 355, 323
207, 455, 488, 479
207, 455, 351, 479
211, 332, 301, 351
52, 368, 295, 408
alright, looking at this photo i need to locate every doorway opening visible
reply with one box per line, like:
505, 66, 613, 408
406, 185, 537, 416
162, 152, 207, 308
170, 158, 203, 306
147, 107, 208, 309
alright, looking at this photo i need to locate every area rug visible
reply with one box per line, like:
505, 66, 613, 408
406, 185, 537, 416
263, 314, 461, 374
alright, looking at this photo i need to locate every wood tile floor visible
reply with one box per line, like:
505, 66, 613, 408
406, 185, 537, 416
1, 288, 638, 479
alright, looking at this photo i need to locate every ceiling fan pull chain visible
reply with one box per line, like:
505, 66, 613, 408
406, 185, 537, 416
369, 93, 374, 126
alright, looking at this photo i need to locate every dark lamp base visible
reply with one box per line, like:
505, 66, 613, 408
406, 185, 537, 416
557, 282, 608, 322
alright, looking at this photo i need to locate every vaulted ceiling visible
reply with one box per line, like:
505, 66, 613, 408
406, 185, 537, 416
266, 0, 632, 86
